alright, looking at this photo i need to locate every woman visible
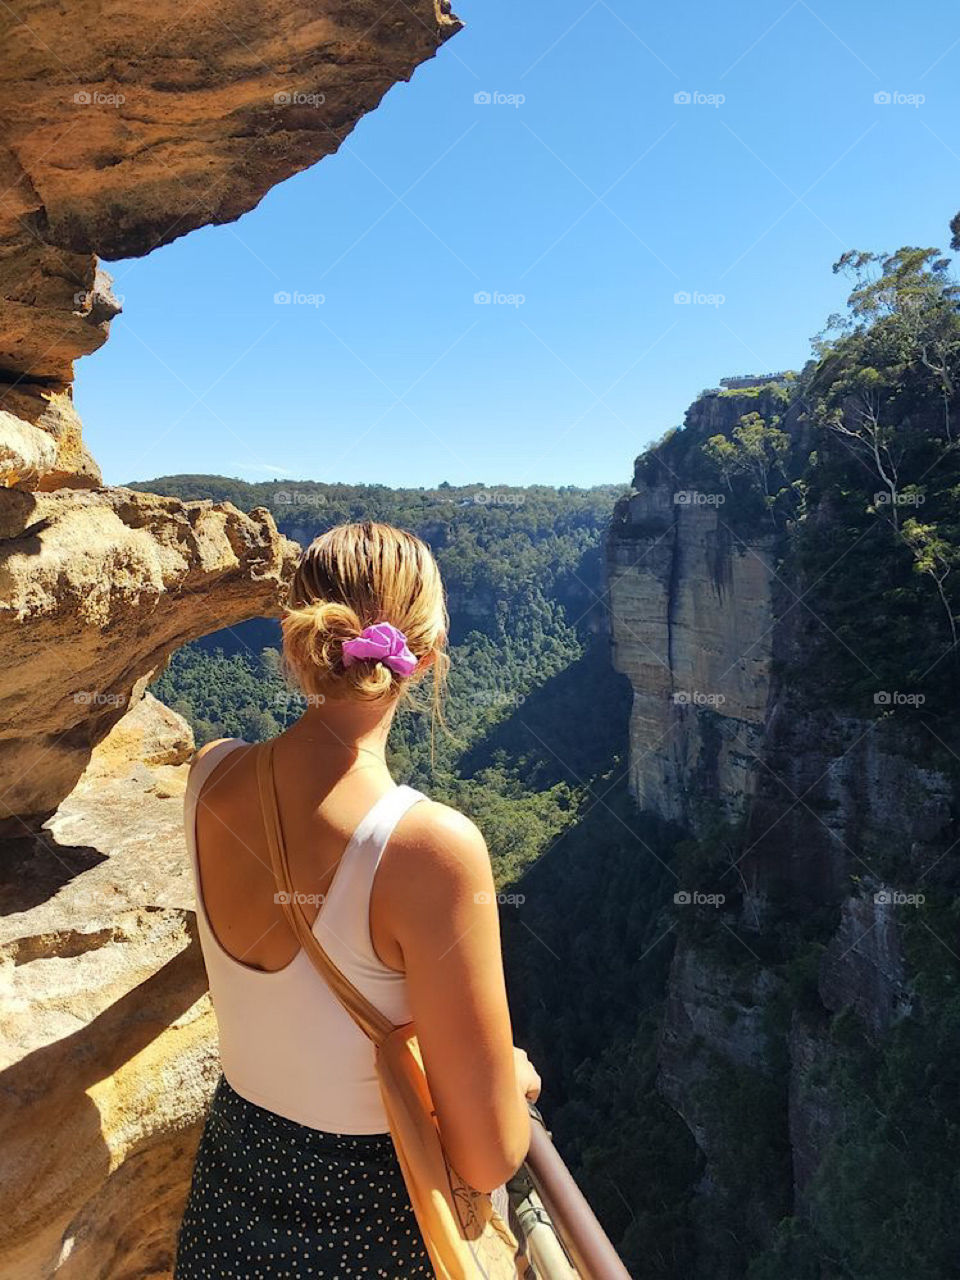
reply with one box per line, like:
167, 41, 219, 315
175, 521, 541, 1277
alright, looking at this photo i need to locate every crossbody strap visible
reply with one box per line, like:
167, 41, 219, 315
255, 739, 396, 1046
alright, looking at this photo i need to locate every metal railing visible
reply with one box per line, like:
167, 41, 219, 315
507, 1106, 632, 1280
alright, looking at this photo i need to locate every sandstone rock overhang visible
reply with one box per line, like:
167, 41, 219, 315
0, 8, 461, 1273
0, 0, 462, 392
0, 0, 461, 826
0, 487, 299, 833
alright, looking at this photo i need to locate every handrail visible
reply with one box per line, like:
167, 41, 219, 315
507, 1173, 578, 1280
511, 1105, 632, 1280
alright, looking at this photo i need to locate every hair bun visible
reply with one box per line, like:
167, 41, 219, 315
281, 521, 449, 710
282, 599, 394, 701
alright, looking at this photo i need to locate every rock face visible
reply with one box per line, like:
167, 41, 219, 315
0, 0, 462, 799
0, 487, 297, 832
0, 0, 460, 822
607, 385, 958, 1273
0, 389, 101, 491
0, 693, 218, 1280
608, 474, 774, 828
0, 0, 460, 394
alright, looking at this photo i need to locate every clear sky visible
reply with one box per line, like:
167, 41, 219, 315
75, 0, 960, 490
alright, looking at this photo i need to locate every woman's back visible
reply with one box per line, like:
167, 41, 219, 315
187, 733, 424, 1133
192, 729, 408, 976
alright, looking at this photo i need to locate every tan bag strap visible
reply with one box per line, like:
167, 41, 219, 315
255, 739, 395, 1047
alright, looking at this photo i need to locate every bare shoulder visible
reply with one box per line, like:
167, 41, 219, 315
189, 738, 249, 789
192, 738, 233, 765
384, 799, 494, 898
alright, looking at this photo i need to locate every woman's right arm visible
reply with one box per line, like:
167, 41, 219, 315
383, 802, 534, 1193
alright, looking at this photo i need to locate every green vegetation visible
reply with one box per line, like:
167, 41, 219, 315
145, 479, 626, 886
500, 788, 701, 1277
790, 244, 960, 709
631, 223, 960, 1277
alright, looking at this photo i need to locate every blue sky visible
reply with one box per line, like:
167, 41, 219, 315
75, 0, 960, 489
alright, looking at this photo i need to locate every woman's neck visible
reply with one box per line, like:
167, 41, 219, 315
284, 696, 398, 761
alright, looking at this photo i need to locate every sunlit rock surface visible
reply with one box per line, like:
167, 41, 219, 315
0, 694, 216, 1279
607, 479, 774, 827
0, 0, 461, 391
0, 488, 297, 832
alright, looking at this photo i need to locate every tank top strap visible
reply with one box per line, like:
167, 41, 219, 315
335, 784, 427, 901
315, 785, 427, 971
184, 739, 248, 864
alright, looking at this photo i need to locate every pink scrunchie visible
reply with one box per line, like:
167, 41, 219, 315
341, 622, 418, 678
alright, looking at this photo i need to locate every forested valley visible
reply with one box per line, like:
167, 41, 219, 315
139, 223, 960, 1278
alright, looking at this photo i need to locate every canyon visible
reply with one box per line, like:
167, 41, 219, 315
1, 4, 956, 1276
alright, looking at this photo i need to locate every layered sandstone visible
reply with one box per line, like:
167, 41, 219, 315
607, 480, 774, 828
0, 487, 297, 832
0, 694, 217, 1279
0, 0, 460, 396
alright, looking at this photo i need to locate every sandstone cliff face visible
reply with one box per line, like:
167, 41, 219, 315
0, 488, 297, 832
0, 693, 217, 1279
0, 0, 459, 824
607, 476, 774, 828
607, 386, 958, 1270
0, 0, 460, 396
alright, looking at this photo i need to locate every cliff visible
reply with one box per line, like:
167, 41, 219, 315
607, 401, 776, 829
0, 694, 217, 1278
606, 382, 960, 1275
0, 488, 297, 832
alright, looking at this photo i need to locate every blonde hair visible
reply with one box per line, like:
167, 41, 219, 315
282, 522, 449, 721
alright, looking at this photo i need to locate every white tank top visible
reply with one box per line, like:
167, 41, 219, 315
185, 738, 426, 1134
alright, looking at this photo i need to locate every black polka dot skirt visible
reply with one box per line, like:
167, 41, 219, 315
175, 1074, 432, 1278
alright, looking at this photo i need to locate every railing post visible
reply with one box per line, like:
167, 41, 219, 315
510, 1105, 633, 1280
